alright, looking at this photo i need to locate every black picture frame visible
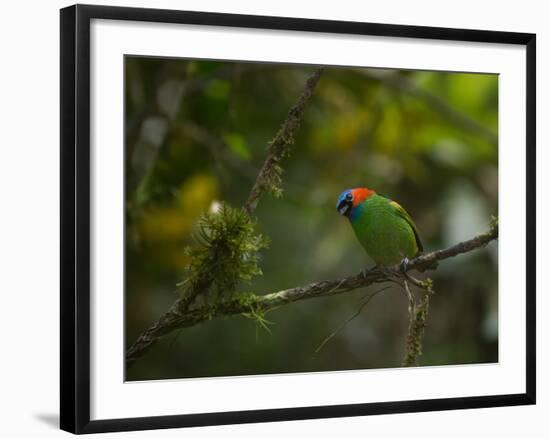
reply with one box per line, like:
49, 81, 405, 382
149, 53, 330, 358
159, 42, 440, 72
60, 4, 536, 434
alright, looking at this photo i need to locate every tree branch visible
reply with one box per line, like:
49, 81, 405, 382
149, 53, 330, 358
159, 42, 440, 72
225, 222, 496, 311
126, 221, 498, 366
244, 67, 324, 215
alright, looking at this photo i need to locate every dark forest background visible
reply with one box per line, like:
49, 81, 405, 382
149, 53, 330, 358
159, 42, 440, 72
124, 57, 498, 381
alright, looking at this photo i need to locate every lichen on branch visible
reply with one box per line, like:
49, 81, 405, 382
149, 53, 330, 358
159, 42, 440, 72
402, 277, 434, 367
178, 203, 269, 304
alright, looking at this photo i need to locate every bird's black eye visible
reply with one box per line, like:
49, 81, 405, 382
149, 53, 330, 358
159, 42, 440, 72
345, 193, 353, 201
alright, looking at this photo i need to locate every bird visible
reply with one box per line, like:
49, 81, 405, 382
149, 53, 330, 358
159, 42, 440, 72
336, 187, 423, 268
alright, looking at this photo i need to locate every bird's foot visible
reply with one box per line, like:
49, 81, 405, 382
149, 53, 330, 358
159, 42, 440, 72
399, 257, 410, 273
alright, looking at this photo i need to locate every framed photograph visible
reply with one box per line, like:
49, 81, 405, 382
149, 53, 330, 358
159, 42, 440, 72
60, 4, 536, 434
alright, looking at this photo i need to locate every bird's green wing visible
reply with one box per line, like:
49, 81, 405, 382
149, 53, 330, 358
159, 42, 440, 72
388, 199, 424, 253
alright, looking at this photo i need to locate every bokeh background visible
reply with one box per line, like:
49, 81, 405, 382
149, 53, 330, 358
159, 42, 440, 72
124, 57, 498, 381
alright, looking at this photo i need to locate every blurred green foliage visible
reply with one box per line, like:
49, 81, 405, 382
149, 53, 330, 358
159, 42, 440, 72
125, 57, 498, 381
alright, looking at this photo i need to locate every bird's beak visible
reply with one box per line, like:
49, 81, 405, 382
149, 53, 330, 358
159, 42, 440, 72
337, 200, 352, 217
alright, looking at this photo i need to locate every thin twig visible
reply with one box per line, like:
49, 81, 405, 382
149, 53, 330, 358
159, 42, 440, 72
313, 286, 391, 356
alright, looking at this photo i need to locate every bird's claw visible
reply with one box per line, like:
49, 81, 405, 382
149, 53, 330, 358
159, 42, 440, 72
399, 257, 410, 273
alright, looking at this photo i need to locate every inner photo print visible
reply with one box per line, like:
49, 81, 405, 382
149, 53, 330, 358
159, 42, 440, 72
124, 57, 498, 381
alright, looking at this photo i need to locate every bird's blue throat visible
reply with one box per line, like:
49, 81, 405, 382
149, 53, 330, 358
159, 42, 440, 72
348, 203, 364, 223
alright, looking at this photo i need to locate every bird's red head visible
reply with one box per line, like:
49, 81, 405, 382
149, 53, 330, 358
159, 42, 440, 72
350, 187, 376, 207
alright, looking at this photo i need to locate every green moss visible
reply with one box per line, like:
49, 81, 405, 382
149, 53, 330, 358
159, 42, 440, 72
235, 292, 260, 308
177, 203, 269, 304
420, 277, 434, 291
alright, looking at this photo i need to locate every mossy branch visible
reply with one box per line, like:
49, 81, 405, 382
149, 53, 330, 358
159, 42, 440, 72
126, 221, 498, 366
243, 67, 324, 215
402, 277, 434, 367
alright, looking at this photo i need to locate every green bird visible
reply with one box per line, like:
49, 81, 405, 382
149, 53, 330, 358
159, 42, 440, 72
336, 187, 423, 267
